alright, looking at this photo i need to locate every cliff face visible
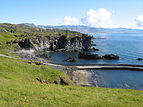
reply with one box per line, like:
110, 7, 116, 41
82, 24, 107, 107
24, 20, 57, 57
17, 34, 92, 52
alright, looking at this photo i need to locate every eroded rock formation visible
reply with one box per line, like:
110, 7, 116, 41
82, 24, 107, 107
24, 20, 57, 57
17, 34, 92, 52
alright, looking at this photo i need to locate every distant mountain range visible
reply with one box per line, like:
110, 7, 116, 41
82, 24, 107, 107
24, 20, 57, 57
23, 23, 143, 34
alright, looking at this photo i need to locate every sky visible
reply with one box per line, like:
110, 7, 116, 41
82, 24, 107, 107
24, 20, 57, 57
0, 0, 143, 28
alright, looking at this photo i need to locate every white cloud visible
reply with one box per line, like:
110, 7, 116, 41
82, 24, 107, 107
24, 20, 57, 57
64, 8, 113, 28
82, 8, 113, 28
136, 14, 143, 27
64, 16, 81, 25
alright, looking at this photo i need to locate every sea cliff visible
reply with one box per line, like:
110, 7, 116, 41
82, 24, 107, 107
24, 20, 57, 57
16, 34, 92, 52
0, 23, 92, 60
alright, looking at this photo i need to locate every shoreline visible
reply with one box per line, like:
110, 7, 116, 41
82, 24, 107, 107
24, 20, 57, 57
42, 61, 143, 87
1, 54, 143, 88
43, 62, 143, 70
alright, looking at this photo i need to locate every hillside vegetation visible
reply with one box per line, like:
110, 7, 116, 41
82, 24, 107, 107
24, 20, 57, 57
1, 56, 143, 107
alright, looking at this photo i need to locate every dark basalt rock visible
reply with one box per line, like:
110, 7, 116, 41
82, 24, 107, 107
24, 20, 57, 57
78, 52, 102, 59
102, 54, 119, 60
84, 47, 99, 52
137, 58, 143, 60
57, 36, 68, 49
92, 47, 99, 51
16, 34, 92, 52
59, 77, 69, 85
36, 77, 48, 84
35, 77, 69, 85
27, 61, 43, 65
64, 57, 76, 62
18, 39, 33, 49
91, 44, 96, 46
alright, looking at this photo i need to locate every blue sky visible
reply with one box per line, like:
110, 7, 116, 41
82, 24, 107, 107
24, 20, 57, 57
0, 0, 143, 28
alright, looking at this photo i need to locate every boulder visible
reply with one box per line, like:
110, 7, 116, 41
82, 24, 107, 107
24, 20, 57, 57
64, 57, 76, 62
137, 58, 143, 61
102, 54, 119, 60
78, 52, 102, 59
91, 44, 96, 46
59, 77, 69, 85
1, 29, 8, 32
92, 47, 99, 51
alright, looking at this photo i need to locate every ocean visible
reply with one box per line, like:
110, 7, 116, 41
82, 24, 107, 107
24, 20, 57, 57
49, 33, 143, 65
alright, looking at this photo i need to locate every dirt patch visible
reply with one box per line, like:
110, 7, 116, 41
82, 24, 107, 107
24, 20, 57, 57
67, 70, 91, 86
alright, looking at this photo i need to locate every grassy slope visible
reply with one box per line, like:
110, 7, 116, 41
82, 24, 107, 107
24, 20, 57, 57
0, 31, 16, 55
0, 56, 143, 107
0, 56, 72, 107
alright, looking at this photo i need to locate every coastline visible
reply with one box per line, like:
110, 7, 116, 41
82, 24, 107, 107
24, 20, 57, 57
2, 53, 143, 88
34, 59, 143, 87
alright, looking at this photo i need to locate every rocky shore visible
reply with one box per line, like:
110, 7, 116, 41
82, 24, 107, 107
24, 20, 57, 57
6, 25, 94, 86
10, 26, 120, 86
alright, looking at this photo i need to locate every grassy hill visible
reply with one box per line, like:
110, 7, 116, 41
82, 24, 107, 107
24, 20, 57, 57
0, 23, 143, 107
1, 56, 143, 107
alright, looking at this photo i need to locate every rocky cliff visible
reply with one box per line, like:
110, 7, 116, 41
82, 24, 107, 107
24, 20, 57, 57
17, 34, 92, 52
0, 23, 92, 59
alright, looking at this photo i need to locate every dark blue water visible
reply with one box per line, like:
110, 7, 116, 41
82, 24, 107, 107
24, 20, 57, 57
92, 33, 143, 65
49, 33, 143, 90
49, 33, 143, 65
90, 69, 143, 90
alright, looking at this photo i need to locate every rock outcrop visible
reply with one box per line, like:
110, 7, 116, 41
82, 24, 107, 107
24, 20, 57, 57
137, 58, 143, 61
78, 52, 102, 59
92, 47, 99, 51
36, 77, 69, 85
64, 57, 76, 62
16, 34, 92, 52
102, 54, 119, 60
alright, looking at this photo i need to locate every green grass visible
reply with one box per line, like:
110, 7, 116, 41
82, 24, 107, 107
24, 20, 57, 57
0, 56, 71, 83
0, 31, 17, 56
0, 56, 143, 107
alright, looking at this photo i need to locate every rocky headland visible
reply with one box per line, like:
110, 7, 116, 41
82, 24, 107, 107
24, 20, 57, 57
0, 23, 94, 86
